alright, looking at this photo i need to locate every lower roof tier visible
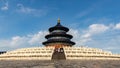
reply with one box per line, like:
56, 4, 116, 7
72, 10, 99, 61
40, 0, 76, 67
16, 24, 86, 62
42, 39, 75, 45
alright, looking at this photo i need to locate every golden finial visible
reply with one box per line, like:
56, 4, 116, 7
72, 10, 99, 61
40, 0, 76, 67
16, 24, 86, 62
57, 18, 60, 23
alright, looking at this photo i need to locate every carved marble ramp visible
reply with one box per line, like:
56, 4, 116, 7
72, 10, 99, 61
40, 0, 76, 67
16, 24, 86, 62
52, 48, 66, 60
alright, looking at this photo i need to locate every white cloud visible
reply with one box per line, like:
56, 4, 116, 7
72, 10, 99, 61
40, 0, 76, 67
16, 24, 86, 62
16, 4, 47, 16
10, 36, 28, 47
68, 29, 80, 38
82, 33, 91, 38
68, 29, 82, 46
0, 31, 48, 51
79, 24, 109, 45
69, 29, 92, 46
1, 1, 8, 11
114, 23, 120, 29
88, 24, 109, 34
104, 47, 120, 50
17, 4, 34, 13
68, 23, 120, 53
28, 31, 48, 45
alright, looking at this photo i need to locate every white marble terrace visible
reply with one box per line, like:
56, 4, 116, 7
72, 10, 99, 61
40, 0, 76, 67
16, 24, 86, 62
0, 47, 120, 60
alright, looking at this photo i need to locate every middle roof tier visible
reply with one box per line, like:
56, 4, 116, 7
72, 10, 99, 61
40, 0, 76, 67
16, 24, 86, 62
45, 33, 73, 39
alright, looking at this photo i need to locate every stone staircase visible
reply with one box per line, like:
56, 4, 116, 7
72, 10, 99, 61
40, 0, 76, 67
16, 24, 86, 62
52, 48, 66, 60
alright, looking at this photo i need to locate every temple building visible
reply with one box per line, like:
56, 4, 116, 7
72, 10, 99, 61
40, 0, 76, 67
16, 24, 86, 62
0, 19, 120, 60
0, 51, 6, 55
43, 18, 75, 47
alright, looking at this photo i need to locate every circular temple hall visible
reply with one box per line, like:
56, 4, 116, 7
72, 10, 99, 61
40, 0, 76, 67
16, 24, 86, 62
43, 18, 75, 47
0, 19, 120, 60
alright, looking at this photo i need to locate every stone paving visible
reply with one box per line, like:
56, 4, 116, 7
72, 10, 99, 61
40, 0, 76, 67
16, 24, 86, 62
0, 60, 120, 68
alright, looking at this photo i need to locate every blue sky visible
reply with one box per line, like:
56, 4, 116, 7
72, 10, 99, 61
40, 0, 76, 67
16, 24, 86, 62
0, 0, 120, 53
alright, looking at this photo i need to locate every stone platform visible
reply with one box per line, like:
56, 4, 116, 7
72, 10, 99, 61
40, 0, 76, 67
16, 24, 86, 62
1, 47, 120, 60
0, 60, 120, 68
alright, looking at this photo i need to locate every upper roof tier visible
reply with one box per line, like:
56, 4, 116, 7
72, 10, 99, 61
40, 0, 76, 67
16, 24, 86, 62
49, 19, 69, 32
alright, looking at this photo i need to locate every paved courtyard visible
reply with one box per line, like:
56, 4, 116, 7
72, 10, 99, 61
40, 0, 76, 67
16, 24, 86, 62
0, 60, 120, 68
